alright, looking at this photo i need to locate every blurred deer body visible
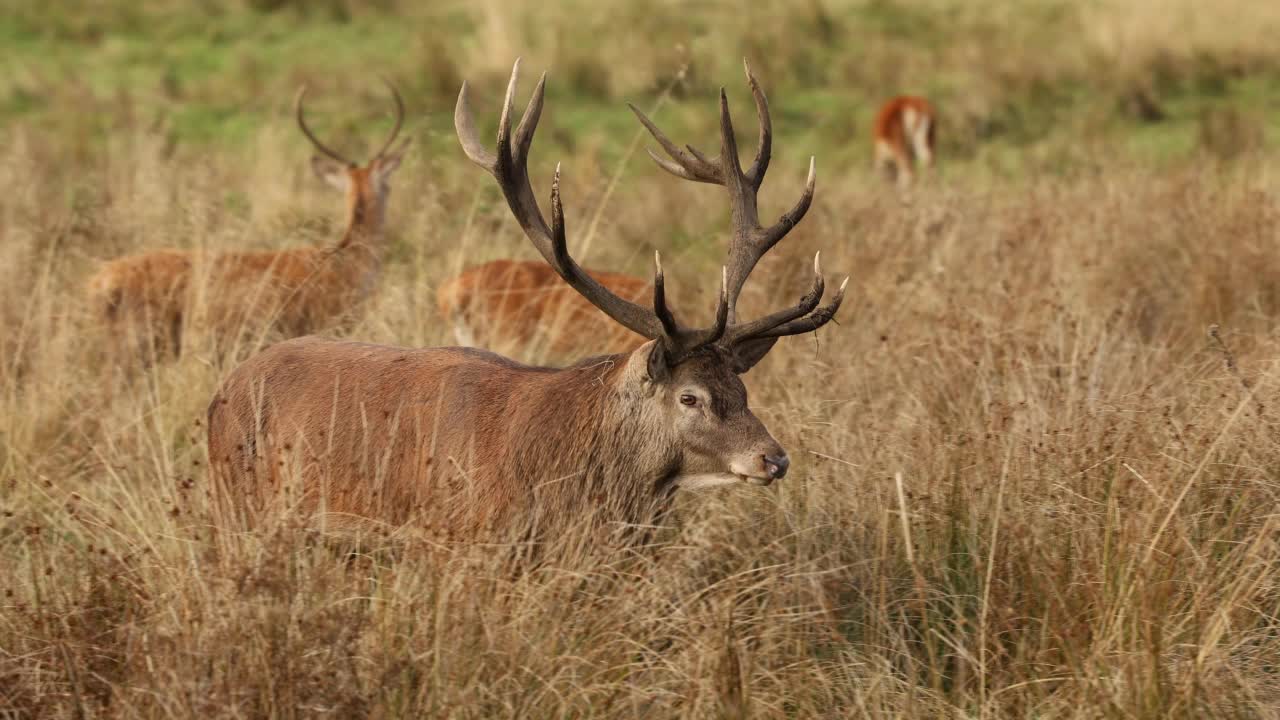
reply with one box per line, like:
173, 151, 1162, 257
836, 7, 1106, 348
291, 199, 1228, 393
86, 83, 410, 359
209, 60, 846, 542
873, 96, 935, 188
436, 258, 650, 357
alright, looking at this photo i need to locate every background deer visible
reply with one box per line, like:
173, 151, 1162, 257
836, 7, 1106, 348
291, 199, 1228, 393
436, 258, 650, 357
872, 95, 935, 188
207, 59, 845, 544
85, 83, 410, 360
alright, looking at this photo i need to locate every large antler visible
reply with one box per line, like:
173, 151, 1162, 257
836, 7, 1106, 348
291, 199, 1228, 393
455, 59, 731, 360
630, 59, 846, 346
296, 78, 406, 166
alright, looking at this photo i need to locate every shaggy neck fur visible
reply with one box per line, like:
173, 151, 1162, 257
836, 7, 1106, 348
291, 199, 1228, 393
496, 354, 681, 537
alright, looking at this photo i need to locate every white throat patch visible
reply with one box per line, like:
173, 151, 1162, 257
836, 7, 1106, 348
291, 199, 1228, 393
673, 472, 742, 490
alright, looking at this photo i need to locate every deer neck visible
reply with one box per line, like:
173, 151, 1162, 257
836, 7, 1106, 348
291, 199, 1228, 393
335, 192, 387, 255
331, 193, 388, 296
506, 356, 681, 530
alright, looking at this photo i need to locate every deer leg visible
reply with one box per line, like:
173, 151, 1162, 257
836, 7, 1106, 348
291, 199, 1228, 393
874, 140, 898, 184
895, 147, 915, 190
910, 117, 934, 172
169, 309, 184, 359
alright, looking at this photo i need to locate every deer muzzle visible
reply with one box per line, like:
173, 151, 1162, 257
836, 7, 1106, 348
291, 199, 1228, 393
763, 453, 790, 480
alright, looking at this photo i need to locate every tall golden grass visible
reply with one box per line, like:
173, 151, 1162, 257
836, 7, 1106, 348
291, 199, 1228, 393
4, 0, 1280, 716
4, 120, 1280, 715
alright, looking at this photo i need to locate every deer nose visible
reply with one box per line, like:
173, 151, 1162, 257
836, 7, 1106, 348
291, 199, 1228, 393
763, 453, 790, 480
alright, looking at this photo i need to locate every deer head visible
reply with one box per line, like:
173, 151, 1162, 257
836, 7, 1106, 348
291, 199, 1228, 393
455, 59, 845, 487
296, 79, 412, 241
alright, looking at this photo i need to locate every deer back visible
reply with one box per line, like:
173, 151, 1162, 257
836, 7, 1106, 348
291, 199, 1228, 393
436, 259, 650, 357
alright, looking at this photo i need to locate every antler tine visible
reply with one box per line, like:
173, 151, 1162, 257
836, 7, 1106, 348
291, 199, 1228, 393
754, 276, 848, 339
455, 81, 497, 170
656, 263, 730, 360
652, 252, 680, 338
549, 164, 572, 268
642, 148, 707, 183
373, 77, 406, 160
714, 266, 730, 338
722, 252, 826, 344
742, 58, 772, 188
629, 103, 722, 183
544, 164, 666, 339
494, 57, 523, 166
716, 88, 745, 182
761, 156, 817, 251
687, 144, 715, 168
689, 266, 730, 347
296, 85, 355, 166
513, 72, 547, 162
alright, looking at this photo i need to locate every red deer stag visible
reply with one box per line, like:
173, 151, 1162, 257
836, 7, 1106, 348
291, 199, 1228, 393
86, 82, 410, 360
872, 95, 935, 188
207, 59, 846, 543
436, 259, 650, 357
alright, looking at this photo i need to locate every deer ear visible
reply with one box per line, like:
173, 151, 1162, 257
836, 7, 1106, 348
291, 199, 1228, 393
645, 340, 672, 382
311, 156, 350, 192
374, 138, 411, 182
730, 337, 778, 374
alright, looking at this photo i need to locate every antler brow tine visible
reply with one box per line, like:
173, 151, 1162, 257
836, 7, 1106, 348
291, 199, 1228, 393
652, 251, 680, 337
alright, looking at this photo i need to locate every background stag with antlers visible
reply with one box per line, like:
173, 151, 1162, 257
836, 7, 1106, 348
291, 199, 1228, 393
85, 82, 410, 361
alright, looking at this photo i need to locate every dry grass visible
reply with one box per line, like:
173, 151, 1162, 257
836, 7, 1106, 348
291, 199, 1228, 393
4, 121, 1280, 717
4, 1, 1280, 716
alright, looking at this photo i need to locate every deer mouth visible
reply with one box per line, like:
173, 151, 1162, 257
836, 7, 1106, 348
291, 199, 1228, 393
674, 472, 772, 490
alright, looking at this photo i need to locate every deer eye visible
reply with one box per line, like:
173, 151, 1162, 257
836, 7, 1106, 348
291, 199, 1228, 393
679, 394, 698, 407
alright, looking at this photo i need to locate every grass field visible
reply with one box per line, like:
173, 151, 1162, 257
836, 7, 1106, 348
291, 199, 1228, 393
3, 0, 1280, 717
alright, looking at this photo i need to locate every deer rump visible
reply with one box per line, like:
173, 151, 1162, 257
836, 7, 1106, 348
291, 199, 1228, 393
207, 336, 674, 538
